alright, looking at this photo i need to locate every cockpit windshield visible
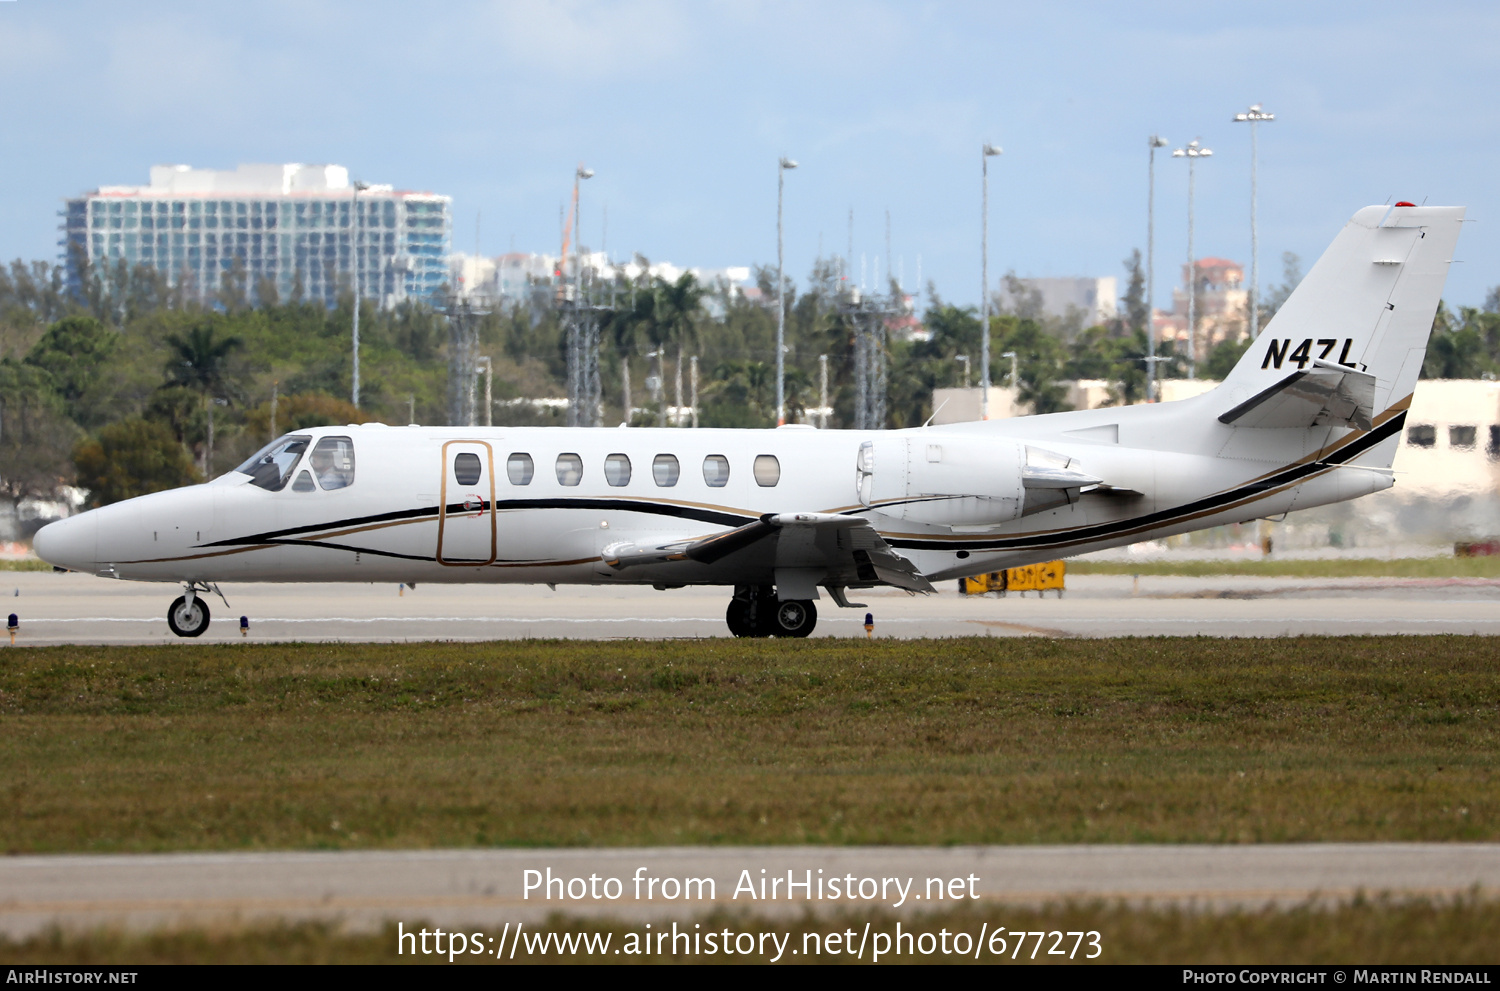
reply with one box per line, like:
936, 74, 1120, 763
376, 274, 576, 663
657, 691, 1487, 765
236, 435, 311, 491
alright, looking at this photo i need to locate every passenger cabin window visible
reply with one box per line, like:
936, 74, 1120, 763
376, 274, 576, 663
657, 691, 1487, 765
556, 453, 583, 486
1490, 425, 1500, 460
453, 452, 483, 486
1450, 425, 1477, 450
702, 455, 730, 488
753, 454, 781, 487
653, 454, 680, 487
507, 452, 534, 485
604, 453, 632, 487
236, 434, 310, 491
310, 436, 356, 489
1407, 424, 1436, 448
292, 470, 316, 492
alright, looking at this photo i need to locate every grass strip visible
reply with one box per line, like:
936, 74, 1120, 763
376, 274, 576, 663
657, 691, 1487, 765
2, 636, 1497, 851
0, 559, 51, 572
1067, 557, 1500, 579
3, 897, 1497, 964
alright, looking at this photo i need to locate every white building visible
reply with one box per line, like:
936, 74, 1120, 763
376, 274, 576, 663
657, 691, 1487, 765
997, 276, 1118, 327
449, 251, 751, 303
63, 163, 453, 308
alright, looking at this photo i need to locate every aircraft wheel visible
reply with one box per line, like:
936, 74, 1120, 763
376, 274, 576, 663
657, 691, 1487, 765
167, 595, 211, 638
763, 599, 816, 638
725, 597, 757, 638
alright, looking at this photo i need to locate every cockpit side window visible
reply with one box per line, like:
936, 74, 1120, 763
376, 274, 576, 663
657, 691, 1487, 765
310, 436, 356, 490
236, 435, 311, 491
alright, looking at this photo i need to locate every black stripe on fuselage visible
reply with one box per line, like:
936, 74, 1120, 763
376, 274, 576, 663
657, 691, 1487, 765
201, 498, 757, 549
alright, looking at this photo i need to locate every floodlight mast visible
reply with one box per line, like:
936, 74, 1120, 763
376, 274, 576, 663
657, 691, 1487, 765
1146, 135, 1168, 401
1172, 139, 1212, 380
1233, 104, 1275, 339
351, 180, 369, 408
574, 165, 594, 304
776, 156, 797, 425
980, 143, 1002, 419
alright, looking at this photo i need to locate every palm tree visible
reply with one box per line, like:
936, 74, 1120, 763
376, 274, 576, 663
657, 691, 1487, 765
656, 273, 704, 426
165, 324, 244, 397
163, 323, 243, 477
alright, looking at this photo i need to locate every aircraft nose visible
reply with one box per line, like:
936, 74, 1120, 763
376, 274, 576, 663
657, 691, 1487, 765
32, 512, 99, 571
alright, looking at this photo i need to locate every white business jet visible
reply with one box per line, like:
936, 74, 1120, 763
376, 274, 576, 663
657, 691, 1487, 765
34, 204, 1462, 638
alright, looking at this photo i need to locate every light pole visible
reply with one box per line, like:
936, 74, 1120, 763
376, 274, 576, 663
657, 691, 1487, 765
569, 165, 594, 427
351, 180, 368, 407
1233, 104, 1275, 339
1172, 139, 1212, 379
980, 143, 1002, 419
776, 156, 797, 425
1001, 350, 1017, 390
818, 352, 829, 428
475, 355, 493, 427
1146, 135, 1168, 401
574, 165, 594, 302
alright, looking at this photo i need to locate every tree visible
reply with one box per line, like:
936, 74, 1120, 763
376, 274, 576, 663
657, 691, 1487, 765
1120, 249, 1147, 337
656, 273, 705, 423
699, 360, 775, 427
1203, 337, 1253, 380
162, 322, 245, 476
1065, 325, 1150, 405
991, 315, 1072, 414
23, 316, 118, 426
73, 417, 199, 507
1421, 303, 1492, 379
1260, 252, 1303, 323
242, 392, 371, 444
0, 359, 78, 515
164, 323, 245, 398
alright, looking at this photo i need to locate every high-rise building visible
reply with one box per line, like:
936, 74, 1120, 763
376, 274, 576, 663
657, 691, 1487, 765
61, 163, 452, 308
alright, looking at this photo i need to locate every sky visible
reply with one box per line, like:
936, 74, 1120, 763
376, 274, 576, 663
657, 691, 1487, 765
1, 0, 1498, 312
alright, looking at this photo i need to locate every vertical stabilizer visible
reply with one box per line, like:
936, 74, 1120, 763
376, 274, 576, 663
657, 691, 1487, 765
1219, 205, 1464, 420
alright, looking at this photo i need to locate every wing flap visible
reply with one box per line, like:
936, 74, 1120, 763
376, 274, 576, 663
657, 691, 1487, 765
602, 512, 934, 594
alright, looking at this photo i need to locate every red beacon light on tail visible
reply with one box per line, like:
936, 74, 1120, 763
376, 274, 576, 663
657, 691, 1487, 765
1395, 201, 1417, 207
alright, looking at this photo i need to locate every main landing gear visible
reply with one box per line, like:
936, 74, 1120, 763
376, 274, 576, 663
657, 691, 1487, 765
725, 585, 817, 638
166, 583, 229, 638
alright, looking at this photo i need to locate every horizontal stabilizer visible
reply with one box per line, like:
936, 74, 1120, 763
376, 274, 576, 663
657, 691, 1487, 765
1218, 362, 1376, 431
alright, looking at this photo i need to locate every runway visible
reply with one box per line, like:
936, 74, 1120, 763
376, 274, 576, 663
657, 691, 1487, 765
2, 844, 1496, 936
3, 570, 1498, 644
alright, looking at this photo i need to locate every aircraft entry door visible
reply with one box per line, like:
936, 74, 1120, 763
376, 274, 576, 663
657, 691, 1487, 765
437, 440, 497, 566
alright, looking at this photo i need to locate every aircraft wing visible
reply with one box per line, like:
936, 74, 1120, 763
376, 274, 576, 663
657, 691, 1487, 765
602, 512, 935, 593
1218, 361, 1377, 431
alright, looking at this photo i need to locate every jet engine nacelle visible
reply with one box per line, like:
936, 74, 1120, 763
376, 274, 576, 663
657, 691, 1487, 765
857, 436, 1026, 526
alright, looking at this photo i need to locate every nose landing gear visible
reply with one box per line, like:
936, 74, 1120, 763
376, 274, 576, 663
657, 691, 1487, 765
725, 585, 817, 638
166, 582, 230, 638
167, 592, 210, 638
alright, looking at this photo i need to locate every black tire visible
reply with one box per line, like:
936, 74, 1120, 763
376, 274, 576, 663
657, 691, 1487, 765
762, 599, 816, 638
725, 597, 757, 638
167, 595, 211, 638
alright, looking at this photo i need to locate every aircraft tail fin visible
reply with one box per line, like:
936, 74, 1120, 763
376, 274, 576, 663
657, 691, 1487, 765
1218, 204, 1464, 423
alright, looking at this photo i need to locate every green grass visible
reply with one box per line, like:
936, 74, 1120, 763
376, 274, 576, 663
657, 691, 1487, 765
2, 637, 1497, 852
1068, 557, 1500, 579
4, 897, 1497, 964
0, 558, 51, 572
